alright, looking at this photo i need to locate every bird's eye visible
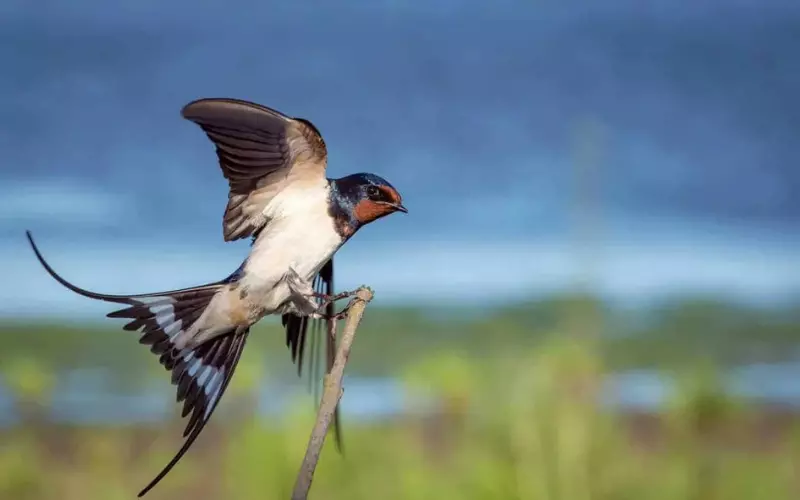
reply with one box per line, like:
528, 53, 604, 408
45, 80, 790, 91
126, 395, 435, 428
366, 186, 381, 199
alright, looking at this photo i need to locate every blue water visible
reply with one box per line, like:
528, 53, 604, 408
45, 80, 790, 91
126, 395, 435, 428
2, 363, 799, 427
602, 363, 800, 410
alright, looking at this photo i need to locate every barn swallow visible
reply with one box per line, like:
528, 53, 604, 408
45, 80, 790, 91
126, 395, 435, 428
25, 97, 407, 497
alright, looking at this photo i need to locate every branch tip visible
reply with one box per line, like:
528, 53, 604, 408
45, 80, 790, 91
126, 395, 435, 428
290, 285, 373, 500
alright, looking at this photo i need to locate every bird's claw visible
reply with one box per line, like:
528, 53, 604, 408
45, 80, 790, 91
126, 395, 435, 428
328, 302, 354, 321
310, 289, 358, 307
309, 302, 353, 324
305, 289, 359, 326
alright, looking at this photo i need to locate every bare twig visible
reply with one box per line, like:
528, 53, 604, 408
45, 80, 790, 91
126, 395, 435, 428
291, 286, 374, 500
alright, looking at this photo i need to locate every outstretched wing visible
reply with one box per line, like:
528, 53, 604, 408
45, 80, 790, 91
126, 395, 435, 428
181, 97, 328, 242
282, 258, 343, 451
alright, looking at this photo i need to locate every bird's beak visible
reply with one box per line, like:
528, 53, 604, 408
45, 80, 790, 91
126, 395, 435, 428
392, 203, 408, 214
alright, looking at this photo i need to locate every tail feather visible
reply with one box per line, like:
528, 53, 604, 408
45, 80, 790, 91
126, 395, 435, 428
25, 231, 250, 497
26, 231, 222, 303
138, 330, 249, 497
26, 230, 224, 359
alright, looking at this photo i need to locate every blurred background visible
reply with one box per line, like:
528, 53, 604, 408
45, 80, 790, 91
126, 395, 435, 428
1, 1, 799, 498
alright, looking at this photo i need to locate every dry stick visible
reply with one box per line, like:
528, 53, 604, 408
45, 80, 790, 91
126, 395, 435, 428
291, 286, 374, 500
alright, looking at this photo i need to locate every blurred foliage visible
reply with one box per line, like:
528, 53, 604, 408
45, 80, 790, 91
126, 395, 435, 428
0, 294, 797, 383
0, 294, 797, 498
1, 356, 55, 405
0, 336, 797, 499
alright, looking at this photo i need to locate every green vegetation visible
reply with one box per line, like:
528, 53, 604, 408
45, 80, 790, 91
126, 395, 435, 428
1, 294, 798, 381
0, 294, 798, 499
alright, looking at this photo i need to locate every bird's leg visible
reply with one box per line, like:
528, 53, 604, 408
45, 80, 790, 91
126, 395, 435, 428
330, 301, 354, 321
284, 267, 323, 316
309, 299, 356, 327
309, 290, 358, 307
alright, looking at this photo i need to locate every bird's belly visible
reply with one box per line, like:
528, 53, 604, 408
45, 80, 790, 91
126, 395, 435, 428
241, 213, 342, 314
244, 268, 324, 318
248, 281, 294, 315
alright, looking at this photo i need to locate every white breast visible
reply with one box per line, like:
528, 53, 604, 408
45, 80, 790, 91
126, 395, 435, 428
239, 181, 343, 309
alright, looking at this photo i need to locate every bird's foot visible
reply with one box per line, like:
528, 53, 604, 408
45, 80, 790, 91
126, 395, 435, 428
309, 302, 354, 324
328, 302, 354, 322
309, 289, 358, 307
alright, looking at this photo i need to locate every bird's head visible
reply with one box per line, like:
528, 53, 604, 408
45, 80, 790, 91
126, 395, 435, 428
331, 173, 407, 227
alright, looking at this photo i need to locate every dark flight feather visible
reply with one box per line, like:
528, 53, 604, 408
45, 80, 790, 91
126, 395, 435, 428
281, 258, 343, 452
181, 97, 328, 242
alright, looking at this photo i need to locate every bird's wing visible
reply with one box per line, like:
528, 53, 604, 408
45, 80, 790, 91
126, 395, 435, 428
181, 97, 328, 242
282, 258, 343, 452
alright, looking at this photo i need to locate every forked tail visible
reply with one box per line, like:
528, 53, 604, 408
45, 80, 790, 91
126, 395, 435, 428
25, 231, 251, 496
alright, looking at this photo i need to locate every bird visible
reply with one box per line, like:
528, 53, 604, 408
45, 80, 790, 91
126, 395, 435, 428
25, 97, 407, 497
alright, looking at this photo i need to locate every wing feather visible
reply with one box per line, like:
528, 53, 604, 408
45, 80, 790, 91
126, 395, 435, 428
281, 259, 343, 452
181, 97, 328, 242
